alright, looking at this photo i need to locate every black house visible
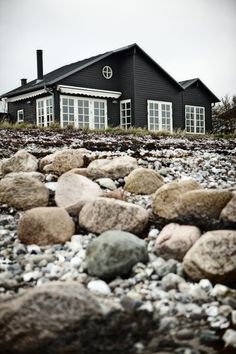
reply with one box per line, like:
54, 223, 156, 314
1, 44, 219, 133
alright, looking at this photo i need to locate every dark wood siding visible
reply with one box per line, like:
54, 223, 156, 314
60, 50, 135, 127
8, 99, 36, 124
134, 50, 183, 129
182, 83, 212, 131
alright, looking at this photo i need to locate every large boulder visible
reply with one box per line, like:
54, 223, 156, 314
87, 156, 138, 179
220, 194, 236, 223
124, 168, 164, 195
177, 189, 233, 223
18, 207, 75, 245
0, 282, 102, 354
0, 174, 49, 210
39, 148, 87, 175
79, 197, 149, 234
1, 150, 38, 175
5, 171, 45, 182
183, 230, 236, 284
152, 180, 201, 219
86, 230, 148, 279
155, 223, 201, 261
55, 173, 103, 214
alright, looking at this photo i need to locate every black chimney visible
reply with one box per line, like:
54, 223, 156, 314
21, 78, 27, 86
36, 49, 43, 81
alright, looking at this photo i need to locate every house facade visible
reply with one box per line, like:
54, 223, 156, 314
1, 44, 219, 133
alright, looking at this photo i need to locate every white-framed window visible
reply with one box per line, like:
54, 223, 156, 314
147, 100, 173, 132
60, 95, 107, 129
102, 66, 113, 79
120, 99, 131, 129
36, 97, 54, 127
185, 105, 205, 134
17, 109, 24, 123
62, 97, 75, 127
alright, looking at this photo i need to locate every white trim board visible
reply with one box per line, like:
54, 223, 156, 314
6, 89, 47, 102
57, 85, 121, 99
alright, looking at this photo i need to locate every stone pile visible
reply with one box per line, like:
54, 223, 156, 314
0, 146, 236, 353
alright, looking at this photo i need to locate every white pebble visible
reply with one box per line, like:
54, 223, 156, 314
23, 271, 41, 282
87, 280, 111, 295
70, 257, 82, 268
223, 329, 236, 348
148, 229, 159, 238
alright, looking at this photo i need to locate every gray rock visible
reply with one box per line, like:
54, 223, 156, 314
87, 156, 138, 179
79, 197, 149, 234
86, 230, 148, 279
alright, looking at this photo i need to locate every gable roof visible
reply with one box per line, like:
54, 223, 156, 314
179, 78, 220, 102
2, 43, 183, 98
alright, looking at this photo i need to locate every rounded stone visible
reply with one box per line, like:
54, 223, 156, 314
183, 230, 236, 284
0, 174, 49, 210
79, 197, 149, 234
18, 207, 75, 245
152, 180, 201, 219
124, 168, 164, 195
86, 230, 148, 279
87, 156, 138, 179
1, 150, 38, 175
155, 223, 201, 261
55, 173, 103, 214
177, 189, 233, 222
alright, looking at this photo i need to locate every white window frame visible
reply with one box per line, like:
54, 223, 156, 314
120, 99, 131, 129
36, 96, 54, 127
185, 105, 205, 134
17, 109, 24, 123
60, 95, 108, 129
102, 66, 113, 79
147, 100, 173, 132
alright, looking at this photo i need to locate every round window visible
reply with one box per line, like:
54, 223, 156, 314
102, 66, 113, 79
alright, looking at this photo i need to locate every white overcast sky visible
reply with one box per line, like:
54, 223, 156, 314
0, 0, 236, 102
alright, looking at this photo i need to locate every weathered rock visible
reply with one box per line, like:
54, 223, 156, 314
86, 230, 148, 279
87, 156, 138, 179
55, 173, 103, 214
177, 189, 233, 223
220, 194, 236, 223
40, 148, 87, 175
183, 230, 236, 284
96, 178, 117, 190
124, 168, 164, 195
0, 282, 102, 353
152, 180, 201, 219
79, 197, 149, 234
64, 167, 89, 177
155, 223, 201, 261
102, 188, 125, 201
0, 174, 49, 210
5, 171, 45, 182
18, 207, 75, 245
1, 150, 38, 175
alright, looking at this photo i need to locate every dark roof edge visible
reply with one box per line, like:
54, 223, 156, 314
134, 44, 184, 90
47, 43, 183, 90
179, 78, 220, 102
46, 43, 137, 86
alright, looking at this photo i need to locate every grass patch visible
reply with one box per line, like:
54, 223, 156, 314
0, 122, 235, 139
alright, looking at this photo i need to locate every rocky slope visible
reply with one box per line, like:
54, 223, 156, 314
0, 128, 236, 354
